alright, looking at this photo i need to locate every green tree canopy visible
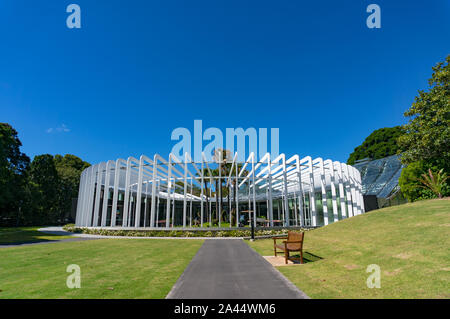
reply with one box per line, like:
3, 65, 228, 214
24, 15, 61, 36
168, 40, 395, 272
53, 154, 90, 221
0, 123, 30, 224
54, 154, 90, 200
347, 126, 403, 165
398, 55, 450, 171
29, 154, 60, 223
28, 154, 90, 224
0, 123, 91, 225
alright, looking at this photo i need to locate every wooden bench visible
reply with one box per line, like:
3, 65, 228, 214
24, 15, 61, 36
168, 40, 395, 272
273, 231, 305, 264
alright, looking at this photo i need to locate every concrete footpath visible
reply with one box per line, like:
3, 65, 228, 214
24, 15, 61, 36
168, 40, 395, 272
166, 239, 309, 299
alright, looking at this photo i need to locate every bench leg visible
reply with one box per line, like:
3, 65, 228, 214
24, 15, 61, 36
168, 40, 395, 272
300, 250, 303, 264
274, 246, 277, 257
285, 250, 289, 264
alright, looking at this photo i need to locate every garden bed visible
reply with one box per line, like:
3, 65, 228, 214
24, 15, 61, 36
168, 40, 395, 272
63, 224, 311, 238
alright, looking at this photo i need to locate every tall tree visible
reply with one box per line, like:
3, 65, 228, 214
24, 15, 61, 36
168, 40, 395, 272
347, 126, 403, 165
29, 154, 60, 224
198, 168, 212, 225
227, 162, 245, 227
53, 154, 90, 221
213, 149, 232, 223
0, 123, 30, 226
398, 55, 450, 171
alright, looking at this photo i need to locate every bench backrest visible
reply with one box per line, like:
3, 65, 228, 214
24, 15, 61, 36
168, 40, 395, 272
287, 231, 304, 250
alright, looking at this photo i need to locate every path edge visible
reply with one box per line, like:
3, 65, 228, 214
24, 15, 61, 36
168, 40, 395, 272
165, 240, 207, 299
244, 241, 310, 299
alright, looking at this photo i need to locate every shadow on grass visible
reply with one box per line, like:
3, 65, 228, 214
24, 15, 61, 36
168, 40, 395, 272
0, 228, 73, 246
0, 239, 63, 246
288, 251, 323, 264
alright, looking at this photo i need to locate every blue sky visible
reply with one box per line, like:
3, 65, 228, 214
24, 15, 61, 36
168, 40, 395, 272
1, 0, 449, 164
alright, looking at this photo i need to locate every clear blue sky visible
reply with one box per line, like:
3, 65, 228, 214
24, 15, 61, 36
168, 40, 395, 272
1, 0, 449, 164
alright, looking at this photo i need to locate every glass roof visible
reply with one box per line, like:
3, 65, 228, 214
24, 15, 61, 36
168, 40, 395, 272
353, 155, 403, 198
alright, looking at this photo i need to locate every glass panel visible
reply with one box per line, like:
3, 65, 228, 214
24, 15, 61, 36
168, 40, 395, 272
353, 155, 403, 198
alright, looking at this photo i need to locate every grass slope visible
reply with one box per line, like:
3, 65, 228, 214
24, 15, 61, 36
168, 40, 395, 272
0, 239, 203, 298
247, 198, 450, 298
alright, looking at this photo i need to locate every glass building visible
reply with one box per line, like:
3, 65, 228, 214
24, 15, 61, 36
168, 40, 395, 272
353, 155, 403, 198
75, 152, 365, 229
352, 155, 405, 210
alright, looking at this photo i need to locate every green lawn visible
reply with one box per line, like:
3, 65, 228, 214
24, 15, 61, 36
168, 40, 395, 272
0, 227, 73, 245
247, 198, 450, 299
0, 238, 203, 298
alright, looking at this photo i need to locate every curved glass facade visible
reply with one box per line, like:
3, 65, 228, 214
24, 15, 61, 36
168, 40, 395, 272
75, 152, 364, 229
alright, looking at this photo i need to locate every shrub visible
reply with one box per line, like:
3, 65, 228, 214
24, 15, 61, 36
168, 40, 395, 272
62, 225, 308, 238
399, 161, 450, 202
62, 224, 83, 233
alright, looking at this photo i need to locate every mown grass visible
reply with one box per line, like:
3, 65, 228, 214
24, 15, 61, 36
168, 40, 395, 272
0, 239, 203, 298
247, 198, 450, 298
0, 227, 73, 245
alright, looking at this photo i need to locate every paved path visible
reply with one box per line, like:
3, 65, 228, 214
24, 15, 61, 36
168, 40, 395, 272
166, 239, 309, 299
37, 226, 76, 236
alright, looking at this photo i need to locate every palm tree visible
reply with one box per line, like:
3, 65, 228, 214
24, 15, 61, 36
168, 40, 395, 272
212, 168, 220, 224
202, 149, 248, 227
417, 168, 448, 199
198, 168, 212, 226
221, 161, 243, 225
233, 163, 247, 225
213, 149, 232, 225
216, 160, 247, 226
